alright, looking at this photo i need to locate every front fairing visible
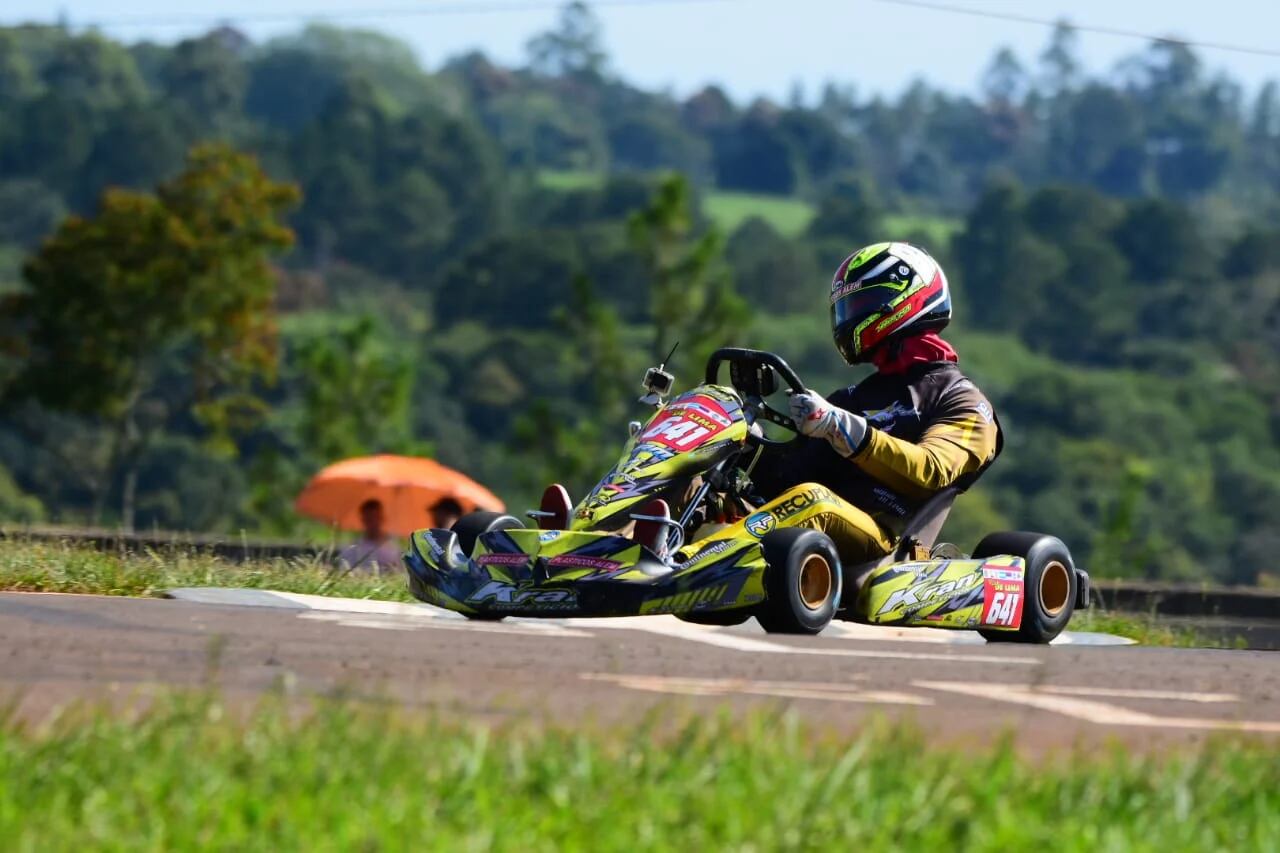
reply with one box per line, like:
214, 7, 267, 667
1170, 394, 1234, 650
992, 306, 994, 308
405, 526, 768, 618
570, 385, 749, 531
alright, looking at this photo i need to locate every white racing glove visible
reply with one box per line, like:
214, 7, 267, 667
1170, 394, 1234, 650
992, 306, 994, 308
788, 389, 867, 458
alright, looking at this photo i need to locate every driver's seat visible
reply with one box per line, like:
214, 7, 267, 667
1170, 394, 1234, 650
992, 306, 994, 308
840, 486, 961, 598
890, 486, 961, 562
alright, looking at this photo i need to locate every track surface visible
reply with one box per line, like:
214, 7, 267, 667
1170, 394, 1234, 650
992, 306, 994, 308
2, 592, 1278, 751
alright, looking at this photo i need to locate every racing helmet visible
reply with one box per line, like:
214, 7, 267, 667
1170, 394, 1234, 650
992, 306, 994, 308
829, 241, 952, 365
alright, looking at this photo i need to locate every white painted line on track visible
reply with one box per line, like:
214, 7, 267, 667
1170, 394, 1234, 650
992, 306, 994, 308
596, 618, 1042, 664
916, 681, 1280, 734
297, 611, 592, 637
582, 673, 931, 706
820, 621, 1135, 647
1038, 686, 1240, 703
166, 588, 1129, 662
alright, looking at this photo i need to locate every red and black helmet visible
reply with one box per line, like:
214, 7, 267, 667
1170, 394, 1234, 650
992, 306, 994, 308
829, 241, 952, 365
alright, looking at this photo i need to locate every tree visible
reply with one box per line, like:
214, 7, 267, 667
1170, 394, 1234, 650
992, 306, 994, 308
1039, 21, 1081, 93
0, 179, 65, 247
628, 174, 748, 364
2, 144, 298, 528
983, 47, 1028, 106
161, 33, 248, 135
807, 174, 882, 243
526, 2, 607, 80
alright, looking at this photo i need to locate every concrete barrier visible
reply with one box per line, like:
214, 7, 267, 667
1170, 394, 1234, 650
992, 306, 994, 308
1093, 580, 1280, 622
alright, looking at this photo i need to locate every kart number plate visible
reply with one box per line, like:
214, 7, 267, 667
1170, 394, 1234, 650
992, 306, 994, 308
641, 396, 731, 451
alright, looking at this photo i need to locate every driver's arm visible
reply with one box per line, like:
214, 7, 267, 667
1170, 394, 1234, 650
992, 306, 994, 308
790, 384, 998, 495
852, 404, 997, 494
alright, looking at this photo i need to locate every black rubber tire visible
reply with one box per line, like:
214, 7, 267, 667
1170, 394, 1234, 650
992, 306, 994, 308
972, 531, 1076, 645
754, 528, 842, 635
451, 512, 523, 623
676, 610, 753, 626
452, 511, 524, 557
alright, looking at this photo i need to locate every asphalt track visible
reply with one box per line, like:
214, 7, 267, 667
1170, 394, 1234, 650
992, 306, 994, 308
2, 590, 1278, 751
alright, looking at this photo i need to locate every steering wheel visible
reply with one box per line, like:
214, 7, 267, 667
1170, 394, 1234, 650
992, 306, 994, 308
705, 348, 805, 447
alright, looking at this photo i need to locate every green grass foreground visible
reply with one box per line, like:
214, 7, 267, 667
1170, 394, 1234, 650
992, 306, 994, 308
0, 697, 1276, 851
0, 539, 1221, 647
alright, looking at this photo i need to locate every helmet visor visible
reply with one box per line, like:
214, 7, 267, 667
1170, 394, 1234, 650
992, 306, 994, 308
831, 285, 898, 330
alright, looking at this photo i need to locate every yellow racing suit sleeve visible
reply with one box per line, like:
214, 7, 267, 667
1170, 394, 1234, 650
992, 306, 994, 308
850, 383, 999, 498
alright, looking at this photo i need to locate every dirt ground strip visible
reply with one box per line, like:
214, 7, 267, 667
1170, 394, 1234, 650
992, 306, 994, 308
1, 591, 1278, 752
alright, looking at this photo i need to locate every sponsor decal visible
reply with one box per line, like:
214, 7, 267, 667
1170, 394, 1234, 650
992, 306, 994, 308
875, 568, 984, 617
417, 532, 444, 559
981, 564, 1023, 582
475, 553, 529, 567
641, 584, 729, 615
681, 399, 733, 428
539, 531, 562, 542
466, 580, 578, 609
679, 539, 735, 569
547, 555, 623, 571
874, 302, 912, 332
981, 578, 1024, 627
832, 281, 862, 301
772, 486, 834, 521
863, 400, 921, 433
871, 486, 910, 518
745, 511, 776, 537
745, 487, 836, 538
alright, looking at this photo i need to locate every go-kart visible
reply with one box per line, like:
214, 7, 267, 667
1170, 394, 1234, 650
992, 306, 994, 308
405, 348, 1090, 642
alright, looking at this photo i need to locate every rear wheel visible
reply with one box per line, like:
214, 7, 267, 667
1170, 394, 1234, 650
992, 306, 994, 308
973, 532, 1076, 644
755, 529, 842, 635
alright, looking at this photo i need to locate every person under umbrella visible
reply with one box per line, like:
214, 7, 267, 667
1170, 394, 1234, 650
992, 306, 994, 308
338, 498, 403, 573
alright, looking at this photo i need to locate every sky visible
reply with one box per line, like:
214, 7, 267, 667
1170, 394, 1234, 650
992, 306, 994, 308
4, 0, 1278, 102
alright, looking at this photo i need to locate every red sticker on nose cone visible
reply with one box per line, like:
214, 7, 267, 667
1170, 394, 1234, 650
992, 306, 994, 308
640, 395, 732, 450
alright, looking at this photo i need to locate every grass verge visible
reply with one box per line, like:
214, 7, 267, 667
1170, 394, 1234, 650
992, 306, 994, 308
1070, 609, 1232, 648
0, 538, 412, 602
1, 695, 1276, 850
0, 539, 1229, 647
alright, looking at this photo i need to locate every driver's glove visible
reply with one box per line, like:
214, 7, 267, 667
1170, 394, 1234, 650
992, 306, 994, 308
788, 389, 867, 458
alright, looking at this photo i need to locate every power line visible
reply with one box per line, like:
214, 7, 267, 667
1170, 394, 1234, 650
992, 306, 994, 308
28, 0, 1280, 62
871, 0, 1280, 60
60, 0, 735, 30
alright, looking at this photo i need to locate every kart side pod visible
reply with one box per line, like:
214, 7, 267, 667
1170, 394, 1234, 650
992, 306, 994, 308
859, 557, 1027, 631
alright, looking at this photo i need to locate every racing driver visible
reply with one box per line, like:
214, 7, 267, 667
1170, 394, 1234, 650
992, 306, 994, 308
744, 241, 1002, 576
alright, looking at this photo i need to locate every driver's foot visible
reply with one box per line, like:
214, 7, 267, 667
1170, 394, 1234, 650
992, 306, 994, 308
538, 484, 573, 530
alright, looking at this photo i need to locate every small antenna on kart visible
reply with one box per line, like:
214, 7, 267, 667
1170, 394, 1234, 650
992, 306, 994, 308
639, 341, 679, 406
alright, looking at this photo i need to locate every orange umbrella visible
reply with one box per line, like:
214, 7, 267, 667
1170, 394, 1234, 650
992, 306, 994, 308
295, 454, 505, 536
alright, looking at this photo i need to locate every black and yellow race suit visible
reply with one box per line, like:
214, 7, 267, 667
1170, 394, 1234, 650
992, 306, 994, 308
704, 361, 1001, 566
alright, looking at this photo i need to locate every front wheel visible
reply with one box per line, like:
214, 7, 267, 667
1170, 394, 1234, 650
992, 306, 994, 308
452, 512, 523, 623
755, 529, 842, 635
452, 511, 523, 557
973, 531, 1076, 644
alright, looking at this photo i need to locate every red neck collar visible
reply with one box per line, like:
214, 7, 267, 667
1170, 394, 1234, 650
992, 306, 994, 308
870, 331, 958, 374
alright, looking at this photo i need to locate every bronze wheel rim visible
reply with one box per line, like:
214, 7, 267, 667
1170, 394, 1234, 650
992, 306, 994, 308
798, 554, 833, 610
1039, 560, 1071, 617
